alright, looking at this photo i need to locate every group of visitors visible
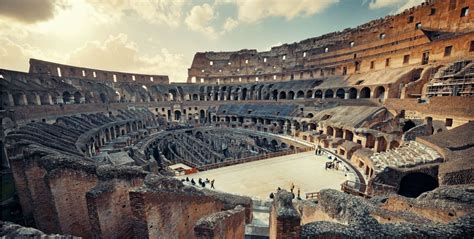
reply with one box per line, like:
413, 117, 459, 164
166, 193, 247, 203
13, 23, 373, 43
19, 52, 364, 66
183, 177, 215, 189
325, 156, 342, 170
269, 183, 301, 200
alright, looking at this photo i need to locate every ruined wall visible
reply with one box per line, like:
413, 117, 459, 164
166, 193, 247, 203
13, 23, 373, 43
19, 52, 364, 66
129, 178, 224, 239
194, 205, 246, 239
29, 58, 169, 84
86, 166, 147, 238
188, 0, 474, 83
269, 190, 301, 239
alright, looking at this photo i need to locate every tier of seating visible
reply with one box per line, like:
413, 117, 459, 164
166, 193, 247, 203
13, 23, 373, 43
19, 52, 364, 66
370, 141, 441, 173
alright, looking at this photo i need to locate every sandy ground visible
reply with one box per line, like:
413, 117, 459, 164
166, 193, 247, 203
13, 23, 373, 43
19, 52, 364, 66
177, 151, 348, 200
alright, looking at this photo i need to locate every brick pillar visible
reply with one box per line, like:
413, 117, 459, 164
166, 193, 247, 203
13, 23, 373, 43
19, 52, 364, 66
269, 190, 301, 239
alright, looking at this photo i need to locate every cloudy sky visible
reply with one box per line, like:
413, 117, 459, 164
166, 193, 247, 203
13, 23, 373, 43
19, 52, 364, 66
0, 0, 424, 82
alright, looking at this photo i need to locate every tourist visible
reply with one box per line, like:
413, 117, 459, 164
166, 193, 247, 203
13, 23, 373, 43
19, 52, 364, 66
269, 192, 274, 199
191, 178, 195, 185
290, 183, 295, 193
186, 177, 189, 182
198, 178, 202, 184
211, 179, 215, 189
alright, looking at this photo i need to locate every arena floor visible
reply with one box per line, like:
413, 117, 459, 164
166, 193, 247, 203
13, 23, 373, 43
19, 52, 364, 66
177, 151, 348, 200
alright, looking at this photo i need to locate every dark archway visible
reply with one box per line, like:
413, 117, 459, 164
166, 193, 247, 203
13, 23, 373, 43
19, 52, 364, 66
335, 88, 345, 99
348, 88, 357, 99
314, 90, 323, 99
403, 120, 416, 132
296, 90, 304, 99
324, 89, 334, 98
374, 86, 385, 99
398, 173, 438, 198
360, 87, 371, 98
288, 91, 295, 100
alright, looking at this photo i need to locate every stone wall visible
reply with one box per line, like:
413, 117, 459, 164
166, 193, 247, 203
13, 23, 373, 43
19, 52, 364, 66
194, 205, 246, 239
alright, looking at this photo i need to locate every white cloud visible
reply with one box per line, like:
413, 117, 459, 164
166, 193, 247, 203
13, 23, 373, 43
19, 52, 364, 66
368, 0, 424, 13
68, 34, 188, 82
226, 0, 339, 23
86, 0, 186, 27
185, 3, 217, 37
222, 17, 239, 32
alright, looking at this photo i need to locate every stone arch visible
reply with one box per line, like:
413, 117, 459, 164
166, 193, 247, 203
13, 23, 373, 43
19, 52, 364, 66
169, 89, 178, 101
62, 91, 72, 104
241, 88, 248, 100
324, 89, 334, 98
40, 93, 52, 105
199, 109, 206, 123
360, 87, 371, 98
389, 140, 400, 149
296, 90, 305, 99
335, 88, 345, 99
279, 91, 287, 100
272, 90, 278, 100
192, 94, 199, 101
398, 173, 438, 198
348, 88, 357, 99
306, 90, 313, 99
374, 86, 385, 99
314, 90, 323, 99
73, 91, 83, 104
26, 92, 40, 105
100, 92, 108, 103
288, 91, 295, 100
174, 110, 181, 121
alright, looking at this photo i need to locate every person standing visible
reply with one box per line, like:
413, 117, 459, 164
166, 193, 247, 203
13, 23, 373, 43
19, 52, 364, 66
211, 179, 215, 189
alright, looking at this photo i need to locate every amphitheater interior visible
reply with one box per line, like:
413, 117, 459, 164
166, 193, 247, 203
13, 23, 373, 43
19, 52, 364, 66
1, 0, 474, 238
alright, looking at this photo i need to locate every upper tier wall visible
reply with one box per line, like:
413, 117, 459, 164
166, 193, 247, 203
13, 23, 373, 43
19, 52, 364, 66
29, 59, 170, 84
188, 0, 474, 83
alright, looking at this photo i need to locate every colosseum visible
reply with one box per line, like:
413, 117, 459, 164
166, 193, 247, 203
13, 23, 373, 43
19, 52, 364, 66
1, 0, 473, 238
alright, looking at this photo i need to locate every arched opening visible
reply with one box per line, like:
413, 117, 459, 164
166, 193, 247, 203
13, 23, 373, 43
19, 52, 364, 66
389, 140, 400, 149
100, 93, 108, 103
348, 88, 357, 99
360, 87, 371, 98
174, 110, 181, 121
74, 92, 83, 104
62, 91, 72, 104
169, 89, 178, 101
192, 94, 198, 101
288, 91, 295, 100
272, 90, 278, 100
403, 120, 416, 132
326, 126, 334, 136
336, 88, 345, 99
12, 92, 27, 106
279, 91, 287, 100
199, 110, 206, 123
314, 90, 323, 99
398, 173, 438, 198
324, 89, 334, 98
374, 86, 385, 99
306, 90, 313, 99
241, 88, 248, 100
296, 90, 304, 99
